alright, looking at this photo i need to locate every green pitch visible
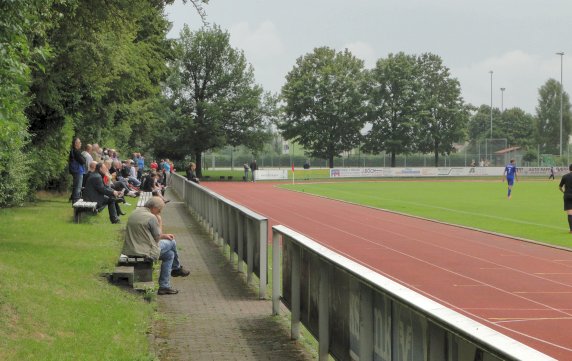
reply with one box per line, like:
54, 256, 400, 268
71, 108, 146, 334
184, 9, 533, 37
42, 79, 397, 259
281, 179, 572, 248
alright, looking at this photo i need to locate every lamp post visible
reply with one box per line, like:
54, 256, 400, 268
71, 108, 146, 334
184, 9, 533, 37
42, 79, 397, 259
500, 87, 506, 113
489, 71, 493, 138
556, 52, 564, 157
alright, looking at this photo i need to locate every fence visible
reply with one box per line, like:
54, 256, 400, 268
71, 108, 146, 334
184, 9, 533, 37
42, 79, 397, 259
170, 173, 268, 299
272, 225, 554, 361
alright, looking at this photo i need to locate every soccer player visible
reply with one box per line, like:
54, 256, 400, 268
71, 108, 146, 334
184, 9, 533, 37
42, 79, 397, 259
502, 159, 518, 199
559, 164, 572, 233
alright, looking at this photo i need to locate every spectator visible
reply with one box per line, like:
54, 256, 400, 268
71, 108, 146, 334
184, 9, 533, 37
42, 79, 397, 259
249, 159, 258, 182
141, 171, 169, 203
121, 197, 190, 295
150, 159, 158, 171
68, 136, 87, 204
136, 153, 145, 180
82, 144, 93, 166
83, 163, 123, 224
243, 162, 249, 181
186, 162, 200, 184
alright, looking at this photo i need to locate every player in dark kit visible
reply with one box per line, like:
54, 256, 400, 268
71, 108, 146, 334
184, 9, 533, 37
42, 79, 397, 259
559, 164, 572, 233
502, 159, 518, 199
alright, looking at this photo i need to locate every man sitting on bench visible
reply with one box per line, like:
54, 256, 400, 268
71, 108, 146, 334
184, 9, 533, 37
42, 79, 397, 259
121, 196, 189, 295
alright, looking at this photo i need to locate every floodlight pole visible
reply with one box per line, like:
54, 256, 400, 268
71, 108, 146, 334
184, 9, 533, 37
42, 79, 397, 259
500, 87, 506, 113
556, 52, 564, 157
489, 71, 493, 138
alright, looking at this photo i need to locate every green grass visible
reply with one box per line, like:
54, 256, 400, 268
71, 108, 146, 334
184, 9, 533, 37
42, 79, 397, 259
281, 179, 572, 248
0, 194, 155, 361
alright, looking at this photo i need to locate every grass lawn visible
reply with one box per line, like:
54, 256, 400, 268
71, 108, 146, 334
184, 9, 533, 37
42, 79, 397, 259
0, 194, 155, 361
281, 178, 572, 248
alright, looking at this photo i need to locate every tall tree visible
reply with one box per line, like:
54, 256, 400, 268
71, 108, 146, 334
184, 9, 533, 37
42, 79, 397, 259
467, 105, 500, 143
536, 78, 572, 155
165, 25, 265, 176
280, 47, 367, 168
496, 107, 536, 148
416, 53, 468, 166
362, 52, 418, 167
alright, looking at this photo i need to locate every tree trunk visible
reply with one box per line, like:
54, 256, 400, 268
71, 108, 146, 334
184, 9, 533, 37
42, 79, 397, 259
434, 139, 440, 167
328, 154, 334, 168
195, 151, 203, 178
391, 151, 396, 167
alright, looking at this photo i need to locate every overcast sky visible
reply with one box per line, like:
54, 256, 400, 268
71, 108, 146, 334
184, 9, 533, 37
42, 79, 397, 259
166, 0, 572, 114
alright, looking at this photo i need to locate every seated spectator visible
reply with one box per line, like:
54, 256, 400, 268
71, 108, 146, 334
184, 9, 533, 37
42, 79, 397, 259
83, 163, 123, 224
186, 162, 200, 184
141, 171, 169, 203
121, 197, 190, 295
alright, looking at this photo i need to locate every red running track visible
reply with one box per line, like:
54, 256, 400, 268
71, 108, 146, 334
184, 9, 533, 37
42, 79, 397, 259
205, 181, 572, 360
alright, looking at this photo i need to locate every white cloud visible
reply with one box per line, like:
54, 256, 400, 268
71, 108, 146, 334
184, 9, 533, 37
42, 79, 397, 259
452, 50, 568, 114
344, 41, 377, 68
229, 21, 285, 59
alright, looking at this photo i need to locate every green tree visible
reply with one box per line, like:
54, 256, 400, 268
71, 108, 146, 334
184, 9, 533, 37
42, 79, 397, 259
536, 78, 572, 154
467, 105, 501, 142
362, 52, 418, 167
165, 25, 265, 176
280, 47, 367, 168
496, 107, 536, 148
415, 53, 468, 166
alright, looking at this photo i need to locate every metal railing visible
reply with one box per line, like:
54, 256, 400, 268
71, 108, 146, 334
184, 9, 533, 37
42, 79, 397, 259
272, 225, 555, 361
170, 173, 268, 299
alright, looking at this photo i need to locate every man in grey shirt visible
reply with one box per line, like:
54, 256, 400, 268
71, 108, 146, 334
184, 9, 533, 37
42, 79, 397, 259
122, 197, 189, 294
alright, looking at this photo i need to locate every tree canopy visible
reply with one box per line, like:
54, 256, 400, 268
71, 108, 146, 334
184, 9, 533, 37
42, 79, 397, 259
280, 47, 368, 168
164, 25, 267, 176
536, 78, 572, 154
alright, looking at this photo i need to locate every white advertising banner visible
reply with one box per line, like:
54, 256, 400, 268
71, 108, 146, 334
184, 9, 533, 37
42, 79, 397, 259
256, 169, 288, 180
329, 167, 517, 178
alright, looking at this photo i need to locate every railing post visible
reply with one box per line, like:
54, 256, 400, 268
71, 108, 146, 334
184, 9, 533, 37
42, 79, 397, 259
229, 207, 235, 264
319, 261, 330, 360
237, 211, 244, 273
291, 244, 301, 340
246, 218, 253, 284
259, 219, 268, 299
360, 284, 373, 361
272, 230, 281, 315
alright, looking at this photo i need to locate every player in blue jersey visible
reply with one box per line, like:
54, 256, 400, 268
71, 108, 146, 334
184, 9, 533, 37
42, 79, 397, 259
502, 159, 519, 199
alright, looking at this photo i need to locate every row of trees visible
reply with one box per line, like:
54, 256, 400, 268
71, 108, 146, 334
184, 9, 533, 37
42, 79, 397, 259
2, 1, 571, 207
279, 48, 572, 168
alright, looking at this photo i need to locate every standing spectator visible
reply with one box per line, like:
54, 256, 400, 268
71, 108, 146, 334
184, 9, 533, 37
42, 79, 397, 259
83, 163, 122, 224
249, 159, 258, 182
243, 162, 250, 182
162, 159, 171, 186
68, 137, 86, 204
121, 197, 189, 295
549, 166, 555, 180
150, 159, 158, 171
559, 164, 572, 233
136, 153, 145, 180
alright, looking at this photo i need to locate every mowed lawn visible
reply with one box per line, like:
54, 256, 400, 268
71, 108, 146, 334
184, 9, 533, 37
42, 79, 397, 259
0, 194, 154, 361
281, 178, 572, 248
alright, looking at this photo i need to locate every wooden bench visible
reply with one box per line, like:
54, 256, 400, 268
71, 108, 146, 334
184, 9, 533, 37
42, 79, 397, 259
111, 254, 154, 288
72, 199, 99, 223
136, 191, 153, 207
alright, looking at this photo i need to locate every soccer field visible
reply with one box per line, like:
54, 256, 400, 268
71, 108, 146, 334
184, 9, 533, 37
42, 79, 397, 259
281, 179, 572, 248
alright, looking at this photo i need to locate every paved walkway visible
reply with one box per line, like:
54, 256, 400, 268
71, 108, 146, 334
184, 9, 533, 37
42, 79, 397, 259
151, 191, 315, 361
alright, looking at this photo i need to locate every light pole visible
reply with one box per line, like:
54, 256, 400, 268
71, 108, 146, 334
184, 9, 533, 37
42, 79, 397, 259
489, 71, 493, 138
500, 87, 506, 112
556, 52, 564, 157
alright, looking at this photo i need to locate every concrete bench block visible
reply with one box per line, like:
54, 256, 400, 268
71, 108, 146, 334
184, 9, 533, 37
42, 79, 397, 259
112, 266, 134, 286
